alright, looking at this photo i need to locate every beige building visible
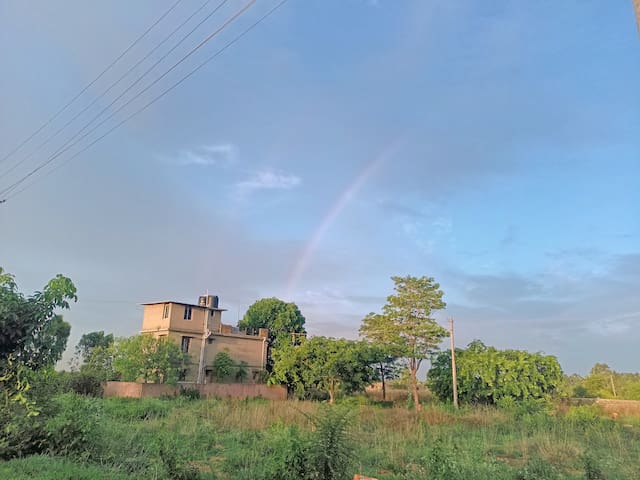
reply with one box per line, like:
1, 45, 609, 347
141, 295, 268, 383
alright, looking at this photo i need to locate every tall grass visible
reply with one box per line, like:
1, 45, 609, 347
2, 395, 640, 479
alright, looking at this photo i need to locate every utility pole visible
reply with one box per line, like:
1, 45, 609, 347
449, 317, 459, 409
634, 0, 640, 34
610, 374, 617, 398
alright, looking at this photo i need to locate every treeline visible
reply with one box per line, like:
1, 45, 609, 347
562, 363, 640, 400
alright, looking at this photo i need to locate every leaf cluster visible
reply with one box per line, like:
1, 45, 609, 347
112, 335, 189, 384
427, 340, 563, 404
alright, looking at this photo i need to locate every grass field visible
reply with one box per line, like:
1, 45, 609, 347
2, 395, 640, 479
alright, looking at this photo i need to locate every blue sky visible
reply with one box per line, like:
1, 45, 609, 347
1, 0, 638, 374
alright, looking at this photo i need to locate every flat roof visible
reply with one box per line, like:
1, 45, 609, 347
141, 301, 227, 311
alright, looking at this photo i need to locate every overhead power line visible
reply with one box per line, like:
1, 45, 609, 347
2, 0, 289, 202
0, 0, 237, 198
0, 0, 228, 181
0, 0, 184, 166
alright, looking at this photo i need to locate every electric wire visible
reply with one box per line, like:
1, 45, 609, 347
0, 0, 228, 182
1, 0, 269, 200
2, 0, 289, 203
0, 0, 184, 166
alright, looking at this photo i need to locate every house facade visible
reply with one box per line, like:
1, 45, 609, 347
141, 295, 268, 383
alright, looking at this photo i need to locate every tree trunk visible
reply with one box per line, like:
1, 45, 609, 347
380, 362, 386, 401
410, 367, 421, 411
329, 389, 335, 404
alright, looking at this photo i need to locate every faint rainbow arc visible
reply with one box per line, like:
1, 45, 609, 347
284, 138, 405, 299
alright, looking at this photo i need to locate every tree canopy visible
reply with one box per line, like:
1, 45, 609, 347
270, 337, 379, 403
0, 268, 76, 370
238, 297, 306, 348
112, 335, 189, 384
427, 340, 563, 404
0, 268, 76, 410
360, 275, 448, 410
75, 331, 114, 364
562, 363, 640, 400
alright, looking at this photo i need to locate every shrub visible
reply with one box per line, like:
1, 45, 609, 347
67, 371, 103, 397
424, 438, 462, 479
44, 393, 103, 457
212, 351, 235, 382
0, 402, 47, 459
307, 407, 354, 480
180, 387, 201, 400
0, 392, 103, 460
566, 405, 602, 428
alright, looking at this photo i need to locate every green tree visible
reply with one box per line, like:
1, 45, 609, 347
0, 268, 76, 410
427, 340, 563, 404
238, 297, 306, 349
368, 344, 401, 401
270, 337, 378, 403
360, 275, 448, 411
211, 351, 235, 382
74, 331, 114, 364
235, 361, 249, 383
112, 335, 188, 384
81, 343, 118, 382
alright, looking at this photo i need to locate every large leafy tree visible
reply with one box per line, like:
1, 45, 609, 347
238, 297, 306, 349
0, 268, 76, 370
75, 330, 114, 364
112, 335, 189, 384
427, 340, 563, 404
360, 275, 448, 411
270, 337, 379, 403
0, 267, 76, 410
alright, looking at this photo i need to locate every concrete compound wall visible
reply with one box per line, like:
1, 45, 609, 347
102, 381, 286, 401
566, 398, 640, 417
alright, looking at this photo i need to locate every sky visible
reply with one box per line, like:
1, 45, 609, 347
0, 0, 638, 375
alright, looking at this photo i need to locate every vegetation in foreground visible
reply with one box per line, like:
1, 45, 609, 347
2, 394, 640, 480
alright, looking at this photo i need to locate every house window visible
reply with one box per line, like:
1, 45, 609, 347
184, 305, 192, 320
181, 336, 191, 353
163, 304, 170, 318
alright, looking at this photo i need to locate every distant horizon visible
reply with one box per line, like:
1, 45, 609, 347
2, 0, 639, 376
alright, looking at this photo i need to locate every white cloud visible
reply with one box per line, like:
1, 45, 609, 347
174, 143, 237, 166
235, 170, 301, 194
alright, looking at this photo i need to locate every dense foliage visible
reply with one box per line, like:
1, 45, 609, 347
427, 340, 563, 404
270, 337, 379, 402
0, 268, 76, 411
112, 335, 189, 384
360, 275, 448, 410
562, 363, 640, 400
238, 297, 306, 349
75, 331, 114, 363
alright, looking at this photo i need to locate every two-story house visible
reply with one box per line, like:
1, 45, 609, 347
140, 295, 268, 383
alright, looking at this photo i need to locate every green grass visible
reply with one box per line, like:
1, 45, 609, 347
2, 395, 640, 479
0, 456, 136, 480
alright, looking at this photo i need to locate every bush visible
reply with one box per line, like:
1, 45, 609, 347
565, 405, 602, 428
424, 438, 462, 479
67, 371, 103, 397
44, 393, 103, 457
307, 407, 353, 480
180, 387, 201, 400
0, 402, 47, 459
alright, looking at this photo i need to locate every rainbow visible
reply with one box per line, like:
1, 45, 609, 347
284, 137, 406, 299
